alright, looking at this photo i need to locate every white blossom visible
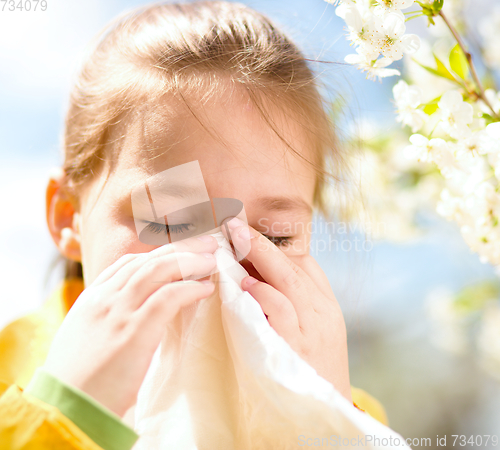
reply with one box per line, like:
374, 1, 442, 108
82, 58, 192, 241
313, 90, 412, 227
327, 0, 500, 273
437, 90, 473, 139
462, 125, 500, 157
336, 3, 378, 58
336, 1, 419, 74
438, 176, 500, 266
345, 51, 401, 79
393, 80, 427, 132
368, 12, 420, 62
404, 134, 452, 167
447, 154, 489, 196
436, 188, 461, 221
374, 0, 415, 15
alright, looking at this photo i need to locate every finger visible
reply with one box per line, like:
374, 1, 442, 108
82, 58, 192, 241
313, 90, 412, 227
91, 253, 139, 287
170, 234, 219, 254
134, 279, 216, 332
288, 255, 335, 301
96, 235, 219, 289
225, 217, 315, 314
241, 276, 300, 339
122, 252, 217, 310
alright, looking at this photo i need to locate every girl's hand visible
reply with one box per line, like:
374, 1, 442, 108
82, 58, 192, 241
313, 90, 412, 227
224, 218, 352, 403
42, 235, 219, 417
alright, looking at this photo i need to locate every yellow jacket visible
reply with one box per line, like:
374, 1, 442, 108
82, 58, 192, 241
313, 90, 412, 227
0, 278, 388, 449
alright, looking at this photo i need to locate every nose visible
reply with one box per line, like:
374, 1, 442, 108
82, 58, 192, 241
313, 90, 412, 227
239, 258, 266, 284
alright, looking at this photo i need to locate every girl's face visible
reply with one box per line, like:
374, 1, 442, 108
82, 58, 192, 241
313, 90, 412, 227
67, 91, 317, 286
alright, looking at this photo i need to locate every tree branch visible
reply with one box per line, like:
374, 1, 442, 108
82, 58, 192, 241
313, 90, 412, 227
438, 10, 499, 120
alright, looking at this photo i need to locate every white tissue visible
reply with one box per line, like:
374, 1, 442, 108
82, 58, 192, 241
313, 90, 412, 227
125, 232, 409, 449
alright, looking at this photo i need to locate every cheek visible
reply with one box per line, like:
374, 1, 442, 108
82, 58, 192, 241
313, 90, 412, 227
80, 215, 153, 285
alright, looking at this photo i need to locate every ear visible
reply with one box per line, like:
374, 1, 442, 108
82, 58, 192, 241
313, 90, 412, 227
46, 167, 82, 262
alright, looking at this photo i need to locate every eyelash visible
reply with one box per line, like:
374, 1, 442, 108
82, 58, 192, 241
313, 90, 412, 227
142, 222, 292, 247
143, 221, 192, 234
262, 234, 292, 247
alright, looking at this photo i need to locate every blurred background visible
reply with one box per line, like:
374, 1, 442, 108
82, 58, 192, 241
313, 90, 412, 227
1, 0, 499, 447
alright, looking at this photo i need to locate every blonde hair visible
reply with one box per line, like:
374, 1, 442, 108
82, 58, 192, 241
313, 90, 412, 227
57, 0, 352, 281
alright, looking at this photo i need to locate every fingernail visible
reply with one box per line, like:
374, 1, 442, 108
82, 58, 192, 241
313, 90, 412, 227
226, 217, 245, 230
197, 235, 214, 242
244, 276, 258, 286
237, 227, 252, 240
202, 253, 215, 260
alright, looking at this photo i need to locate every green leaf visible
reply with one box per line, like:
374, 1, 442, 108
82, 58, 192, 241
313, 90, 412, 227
449, 44, 469, 80
416, 0, 443, 18
481, 113, 499, 126
423, 96, 441, 115
454, 281, 500, 314
433, 54, 457, 82
413, 57, 458, 83
424, 104, 439, 115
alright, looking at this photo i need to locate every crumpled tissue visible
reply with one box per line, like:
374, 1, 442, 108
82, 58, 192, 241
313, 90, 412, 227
122, 231, 408, 449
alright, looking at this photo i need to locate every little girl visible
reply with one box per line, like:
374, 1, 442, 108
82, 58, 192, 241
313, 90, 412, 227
0, 1, 388, 448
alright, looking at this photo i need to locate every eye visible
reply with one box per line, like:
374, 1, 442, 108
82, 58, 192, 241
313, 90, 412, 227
262, 234, 292, 247
142, 221, 195, 235
142, 221, 291, 246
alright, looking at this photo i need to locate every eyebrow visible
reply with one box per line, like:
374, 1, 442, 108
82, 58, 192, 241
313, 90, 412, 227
253, 195, 313, 215
148, 182, 208, 199
131, 184, 312, 216
132, 182, 208, 205
131, 182, 209, 218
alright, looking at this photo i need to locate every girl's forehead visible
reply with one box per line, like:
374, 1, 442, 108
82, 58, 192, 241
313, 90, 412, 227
112, 90, 317, 180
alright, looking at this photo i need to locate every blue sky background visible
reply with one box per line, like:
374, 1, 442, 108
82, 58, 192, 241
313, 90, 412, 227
1, 0, 499, 440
